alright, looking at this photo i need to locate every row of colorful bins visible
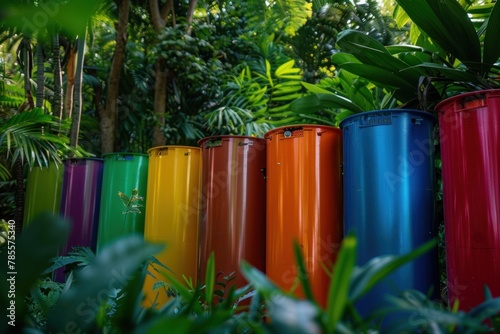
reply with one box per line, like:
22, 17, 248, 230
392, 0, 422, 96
22, 113, 437, 314
23, 104, 500, 313
24, 155, 149, 281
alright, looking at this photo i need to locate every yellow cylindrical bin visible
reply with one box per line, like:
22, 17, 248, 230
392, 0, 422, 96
142, 146, 202, 308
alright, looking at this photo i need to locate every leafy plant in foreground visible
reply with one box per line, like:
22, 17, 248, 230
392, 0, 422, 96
3, 214, 500, 333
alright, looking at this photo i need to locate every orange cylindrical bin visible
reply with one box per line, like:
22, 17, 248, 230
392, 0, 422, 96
197, 136, 267, 294
265, 125, 343, 306
143, 146, 202, 308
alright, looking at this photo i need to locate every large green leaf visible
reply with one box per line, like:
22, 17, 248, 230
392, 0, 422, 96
204, 252, 215, 308
292, 240, 315, 303
289, 93, 364, 114
412, 62, 481, 83
336, 30, 424, 82
396, 0, 481, 67
349, 239, 437, 302
337, 70, 378, 112
482, 1, 500, 73
0, 213, 69, 331
240, 261, 281, 300
330, 62, 417, 102
384, 290, 487, 333
45, 236, 164, 332
325, 235, 357, 333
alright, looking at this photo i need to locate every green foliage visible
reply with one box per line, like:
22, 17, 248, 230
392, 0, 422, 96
118, 188, 144, 214
205, 57, 306, 134
289, 71, 397, 125
0, 0, 103, 36
332, 0, 500, 109
3, 214, 500, 333
0, 72, 26, 111
242, 0, 312, 38
0, 108, 85, 180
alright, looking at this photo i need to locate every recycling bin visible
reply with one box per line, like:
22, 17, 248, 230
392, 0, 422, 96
142, 146, 202, 308
435, 90, 500, 310
23, 161, 63, 227
197, 136, 267, 295
56, 158, 104, 281
96, 153, 149, 253
340, 109, 438, 317
265, 125, 343, 307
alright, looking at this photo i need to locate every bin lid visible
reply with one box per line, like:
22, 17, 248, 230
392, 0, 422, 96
339, 109, 435, 129
102, 152, 148, 158
147, 145, 201, 155
198, 135, 266, 147
63, 157, 104, 163
264, 124, 340, 139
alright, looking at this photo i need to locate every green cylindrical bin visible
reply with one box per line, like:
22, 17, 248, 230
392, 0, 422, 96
23, 162, 63, 227
97, 153, 149, 252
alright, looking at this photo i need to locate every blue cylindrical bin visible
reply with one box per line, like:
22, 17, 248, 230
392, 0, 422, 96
340, 110, 438, 319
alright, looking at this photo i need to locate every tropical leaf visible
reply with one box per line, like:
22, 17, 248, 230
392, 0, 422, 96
45, 236, 164, 332
0, 108, 74, 180
325, 234, 357, 332
349, 239, 437, 302
289, 93, 364, 114
482, 1, 500, 73
395, 0, 481, 67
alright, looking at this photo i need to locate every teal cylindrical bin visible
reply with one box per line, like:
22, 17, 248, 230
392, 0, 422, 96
96, 153, 149, 253
23, 161, 63, 227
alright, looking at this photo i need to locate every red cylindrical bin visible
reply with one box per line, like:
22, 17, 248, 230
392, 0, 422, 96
265, 125, 343, 306
197, 136, 267, 294
435, 89, 500, 310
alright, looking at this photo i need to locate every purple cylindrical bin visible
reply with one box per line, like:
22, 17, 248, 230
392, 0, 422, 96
57, 158, 104, 279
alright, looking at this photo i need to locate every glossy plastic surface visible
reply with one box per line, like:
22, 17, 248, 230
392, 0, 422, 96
96, 153, 149, 252
340, 110, 438, 316
23, 162, 63, 227
142, 146, 202, 307
56, 158, 104, 281
265, 125, 343, 307
59, 158, 104, 253
435, 90, 500, 310
197, 136, 267, 292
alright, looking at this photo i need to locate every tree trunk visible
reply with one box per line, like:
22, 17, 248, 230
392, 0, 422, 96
100, 0, 130, 154
52, 32, 63, 121
69, 29, 87, 149
63, 43, 77, 120
21, 37, 34, 111
148, 0, 198, 146
14, 158, 24, 232
152, 58, 168, 146
36, 42, 44, 108
149, 0, 173, 146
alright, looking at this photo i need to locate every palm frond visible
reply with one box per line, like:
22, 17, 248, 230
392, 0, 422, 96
242, 0, 312, 37
0, 108, 70, 180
